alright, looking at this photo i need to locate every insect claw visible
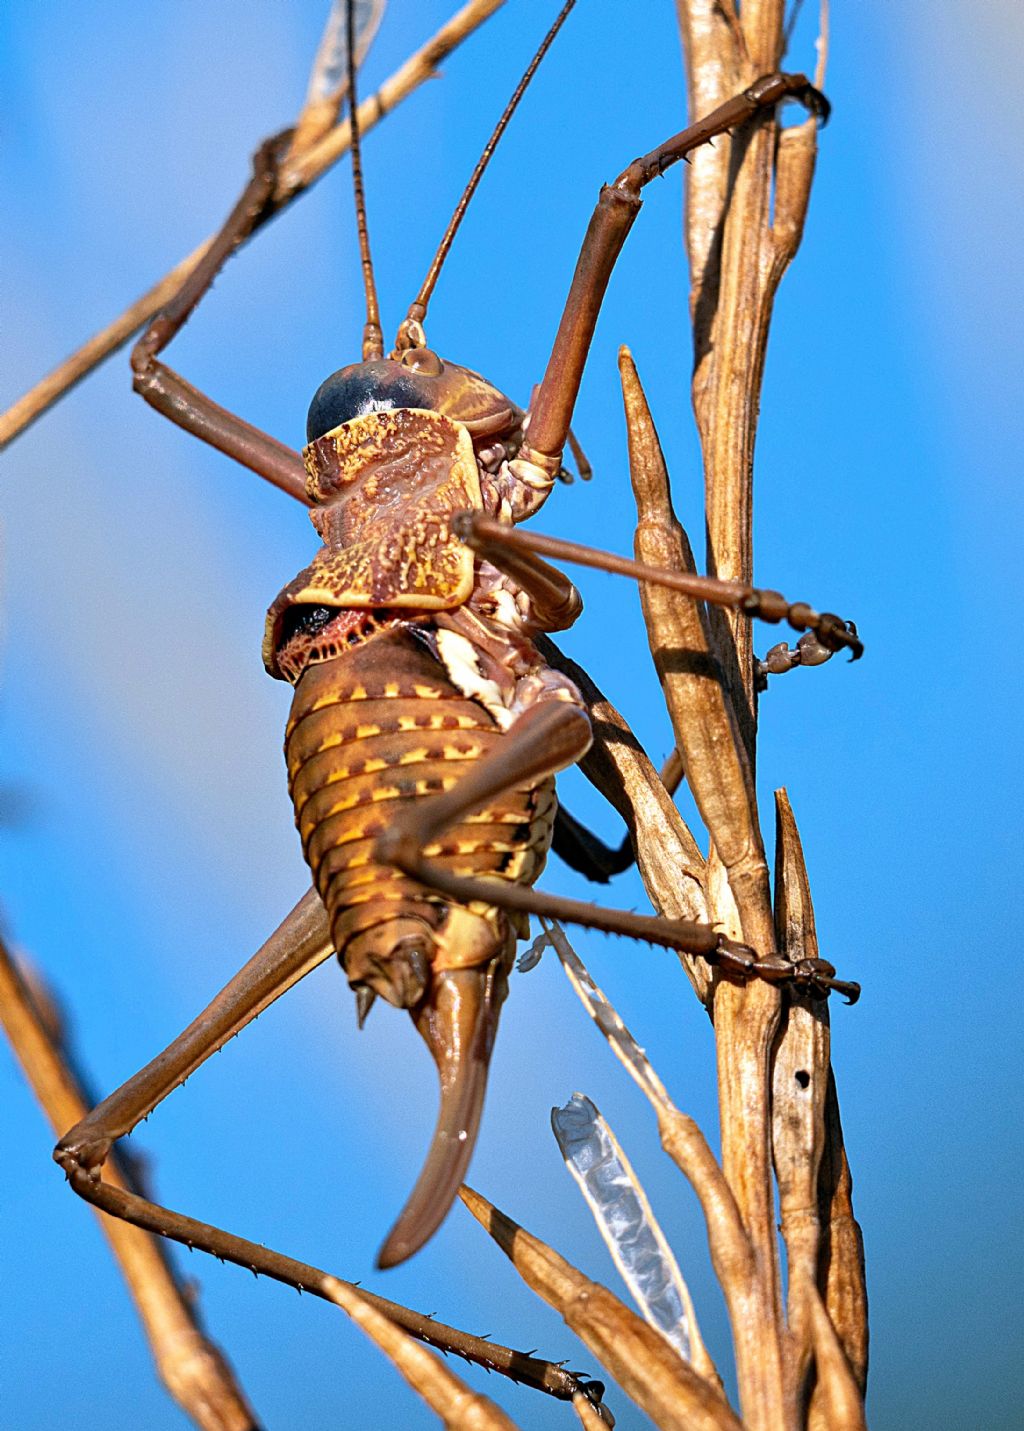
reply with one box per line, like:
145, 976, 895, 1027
803, 84, 831, 125
836, 979, 862, 1005
576, 1377, 612, 1422
823, 617, 863, 662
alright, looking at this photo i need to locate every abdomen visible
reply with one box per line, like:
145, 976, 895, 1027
284, 624, 554, 1006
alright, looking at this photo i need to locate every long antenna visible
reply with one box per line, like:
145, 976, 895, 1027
346, 0, 383, 360
395, 0, 577, 353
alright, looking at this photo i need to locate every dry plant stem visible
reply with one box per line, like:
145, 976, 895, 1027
0, 937, 257, 1431
0, 0, 507, 449
573, 1392, 608, 1430
461, 1186, 743, 1431
285, 0, 386, 160
811, 1072, 868, 1422
803, 1281, 867, 1431
671, 4, 828, 1426
536, 635, 712, 1003
279, 0, 503, 192
771, 790, 830, 1388
675, 0, 823, 754
321, 1279, 519, 1430
620, 140, 782, 1428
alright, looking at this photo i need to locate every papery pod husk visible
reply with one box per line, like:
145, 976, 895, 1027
618, 347, 772, 942
461, 1187, 742, 1431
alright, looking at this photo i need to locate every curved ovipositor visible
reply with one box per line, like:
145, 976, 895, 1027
377, 961, 506, 1270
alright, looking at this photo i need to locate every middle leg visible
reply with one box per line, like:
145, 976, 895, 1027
457, 511, 862, 659
374, 701, 858, 1001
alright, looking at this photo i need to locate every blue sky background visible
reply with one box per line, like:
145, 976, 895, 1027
2, 3, 1021, 1427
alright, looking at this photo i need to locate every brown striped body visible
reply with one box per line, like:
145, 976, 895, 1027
284, 621, 556, 1007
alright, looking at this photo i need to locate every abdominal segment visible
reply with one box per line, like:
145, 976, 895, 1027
284, 624, 556, 1006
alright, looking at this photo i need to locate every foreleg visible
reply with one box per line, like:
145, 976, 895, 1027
129, 132, 307, 501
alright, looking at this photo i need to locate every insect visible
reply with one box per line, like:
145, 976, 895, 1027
36, 3, 859, 1290
0, 27, 863, 1396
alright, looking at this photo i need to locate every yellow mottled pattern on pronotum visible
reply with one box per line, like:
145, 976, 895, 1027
262, 410, 486, 672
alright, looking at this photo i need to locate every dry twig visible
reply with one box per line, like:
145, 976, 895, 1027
813, 1073, 869, 1419
0, 936, 258, 1431
0, 0, 507, 449
659, 7, 838, 1428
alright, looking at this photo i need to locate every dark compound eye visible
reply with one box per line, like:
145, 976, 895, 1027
306, 359, 444, 442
